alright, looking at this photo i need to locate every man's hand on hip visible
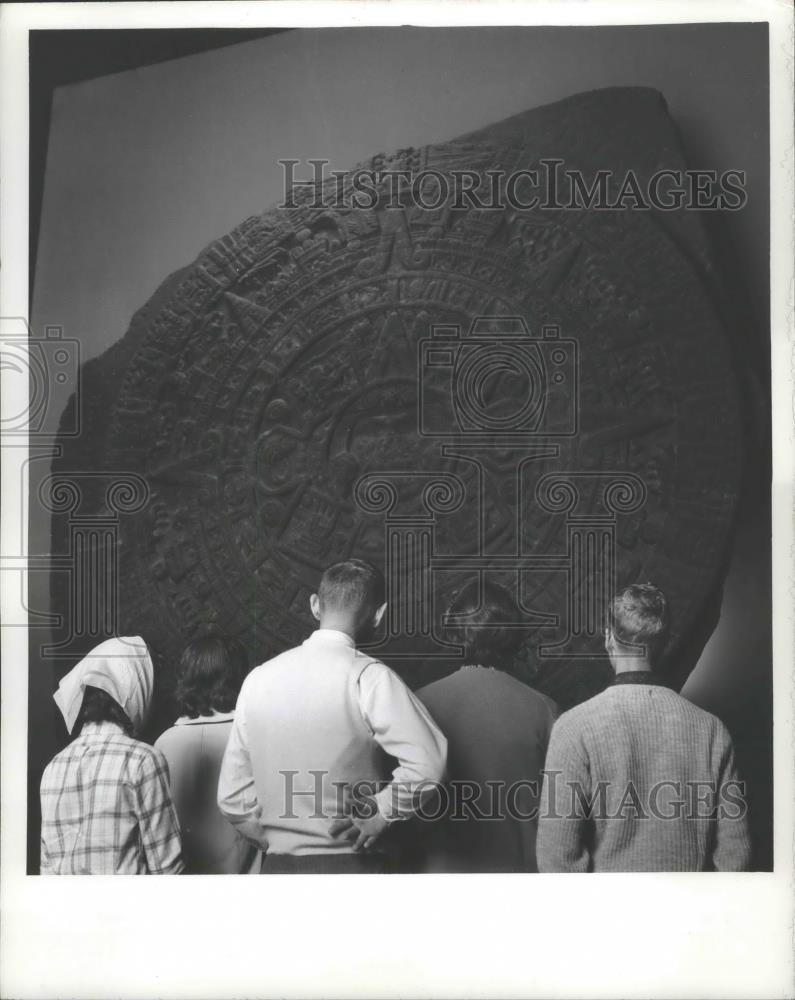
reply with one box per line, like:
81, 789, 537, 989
329, 789, 389, 852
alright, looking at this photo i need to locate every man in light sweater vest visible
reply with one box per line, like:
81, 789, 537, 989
217, 559, 447, 873
536, 583, 751, 872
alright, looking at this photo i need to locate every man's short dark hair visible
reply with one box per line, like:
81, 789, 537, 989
77, 685, 134, 737
318, 559, 385, 625
447, 580, 525, 669
175, 634, 249, 719
607, 583, 670, 661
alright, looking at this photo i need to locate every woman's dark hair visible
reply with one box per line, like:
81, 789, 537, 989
174, 634, 249, 719
77, 685, 134, 737
447, 580, 526, 670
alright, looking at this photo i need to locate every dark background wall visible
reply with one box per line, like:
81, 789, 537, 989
28, 24, 770, 870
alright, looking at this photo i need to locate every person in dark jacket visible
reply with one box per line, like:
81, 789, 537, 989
414, 580, 557, 872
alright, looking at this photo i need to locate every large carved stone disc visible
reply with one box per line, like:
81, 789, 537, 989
55, 88, 744, 714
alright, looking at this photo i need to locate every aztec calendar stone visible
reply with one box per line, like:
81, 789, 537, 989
53, 88, 744, 721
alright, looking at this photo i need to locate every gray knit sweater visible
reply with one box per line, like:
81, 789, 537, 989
536, 676, 752, 872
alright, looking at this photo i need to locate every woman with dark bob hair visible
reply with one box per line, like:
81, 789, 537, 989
413, 580, 558, 872
155, 634, 259, 874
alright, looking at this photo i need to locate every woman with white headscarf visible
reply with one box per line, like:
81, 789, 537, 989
40, 636, 184, 874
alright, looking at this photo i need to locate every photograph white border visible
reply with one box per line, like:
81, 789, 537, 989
1, 2, 792, 997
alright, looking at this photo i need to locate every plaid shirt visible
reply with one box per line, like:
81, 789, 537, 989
40, 722, 184, 874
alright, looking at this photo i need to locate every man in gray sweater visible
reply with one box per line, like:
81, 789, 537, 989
536, 583, 751, 872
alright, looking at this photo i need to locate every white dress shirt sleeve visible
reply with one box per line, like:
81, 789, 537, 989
217, 684, 270, 852
357, 663, 447, 822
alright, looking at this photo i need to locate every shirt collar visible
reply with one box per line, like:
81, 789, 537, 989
78, 720, 128, 737
303, 628, 356, 648
175, 710, 235, 726
611, 671, 667, 687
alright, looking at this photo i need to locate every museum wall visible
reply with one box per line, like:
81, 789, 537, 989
28, 24, 771, 867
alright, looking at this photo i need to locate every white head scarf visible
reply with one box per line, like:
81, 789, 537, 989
54, 636, 154, 735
